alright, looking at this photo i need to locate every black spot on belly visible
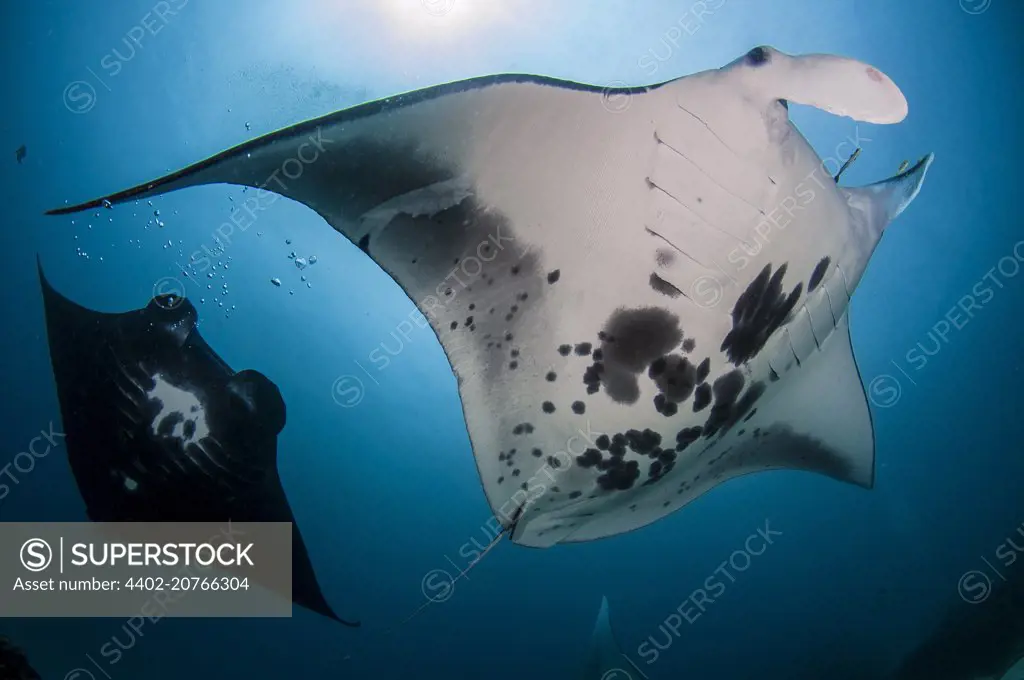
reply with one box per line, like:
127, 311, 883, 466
733, 382, 765, 421
542, 401, 555, 414
597, 459, 640, 491
598, 307, 683, 404
558, 344, 572, 356
582, 361, 605, 394
712, 370, 745, 405
651, 354, 697, 403
809, 256, 831, 292
653, 394, 679, 416
576, 448, 601, 468
546, 371, 557, 382
602, 308, 682, 372
595, 434, 610, 450
693, 383, 711, 412
532, 448, 543, 457
696, 357, 710, 383
703, 380, 766, 439
676, 426, 702, 451
650, 272, 683, 298
571, 401, 586, 414
547, 269, 561, 284
574, 342, 592, 356
721, 263, 803, 366
682, 338, 695, 353
656, 249, 675, 267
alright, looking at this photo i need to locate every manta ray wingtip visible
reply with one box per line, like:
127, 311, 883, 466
904, 152, 936, 177
889, 151, 935, 209
326, 608, 362, 627
45, 197, 107, 216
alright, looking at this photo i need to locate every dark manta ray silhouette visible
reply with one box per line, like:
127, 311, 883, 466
0, 636, 40, 680
37, 264, 359, 627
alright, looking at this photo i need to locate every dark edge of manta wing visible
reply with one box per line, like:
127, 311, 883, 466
44, 74, 669, 216
845, 318, 876, 490
561, 321, 876, 547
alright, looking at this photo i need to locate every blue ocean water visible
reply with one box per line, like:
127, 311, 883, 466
1, 0, 1022, 677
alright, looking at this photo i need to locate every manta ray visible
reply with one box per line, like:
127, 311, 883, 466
36, 267, 358, 626
893, 556, 1024, 680
48, 46, 933, 548
579, 596, 636, 680
989, 659, 1024, 680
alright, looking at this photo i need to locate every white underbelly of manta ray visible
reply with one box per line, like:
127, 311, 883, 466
47, 46, 934, 549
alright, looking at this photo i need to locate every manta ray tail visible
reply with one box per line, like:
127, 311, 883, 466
340, 510, 523, 662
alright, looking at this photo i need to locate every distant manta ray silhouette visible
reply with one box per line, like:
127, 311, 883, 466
0, 635, 40, 680
579, 596, 641, 680
36, 265, 359, 627
47, 46, 933, 553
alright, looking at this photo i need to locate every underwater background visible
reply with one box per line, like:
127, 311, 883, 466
1, 0, 1022, 677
